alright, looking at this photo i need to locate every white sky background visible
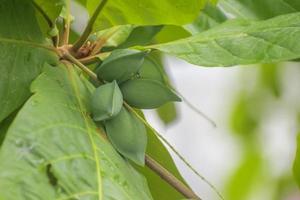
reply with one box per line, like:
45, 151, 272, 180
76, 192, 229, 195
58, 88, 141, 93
70, 3, 300, 199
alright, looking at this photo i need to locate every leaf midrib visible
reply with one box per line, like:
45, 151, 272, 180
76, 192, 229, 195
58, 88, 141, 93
65, 64, 103, 200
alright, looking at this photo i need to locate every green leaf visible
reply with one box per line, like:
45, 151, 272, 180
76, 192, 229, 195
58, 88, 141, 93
0, 65, 153, 200
104, 107, 147, 166
184, 3, 227, 34
133, 111, 185, 199
0, 0, 58, 122
156, 102, 178, 125
96, 49, 148, 82
230, 93, 260, 137
118, 25, 163, 49
91, 81, 123, 121
91, 25, 135, 48
82, 0, 208, 31
149, 13, 300, 67
120, 79, 181, 109
219, 0, 300, 19
224, 150, 263, 200
259, 63, 281, 97
155, 25, 191, 43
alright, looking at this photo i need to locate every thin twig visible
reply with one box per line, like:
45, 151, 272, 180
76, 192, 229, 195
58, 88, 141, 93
61, 0, 71, 45
145, 155, 201, 199
62, 51, 99, 82
72, 0, 109, 52
176, 91, 217, 128
90, 26, 120, 55
78, 52, 110, 65
32, 1, 58, 46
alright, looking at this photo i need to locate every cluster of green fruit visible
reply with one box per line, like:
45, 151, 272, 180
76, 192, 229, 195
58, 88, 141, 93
91, 49, 181, 165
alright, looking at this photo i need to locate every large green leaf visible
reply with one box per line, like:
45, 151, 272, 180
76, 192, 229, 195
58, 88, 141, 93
0, 0, 58, 122
0, 65, 152, 200
219, 0, 300, 19
82, 0, 209, 32
149, 13, 300, 67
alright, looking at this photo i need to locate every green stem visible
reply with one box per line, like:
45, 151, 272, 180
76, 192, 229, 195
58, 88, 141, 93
176, 91, 217, 128
61, 0, 71, 45
78, 52, 110, 65
62, 51, 99, 82
72, 0, 109, 51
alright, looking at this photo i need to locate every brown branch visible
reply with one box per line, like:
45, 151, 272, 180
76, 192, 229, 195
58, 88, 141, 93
72, 0, 109, 52
145, 155, 201, 199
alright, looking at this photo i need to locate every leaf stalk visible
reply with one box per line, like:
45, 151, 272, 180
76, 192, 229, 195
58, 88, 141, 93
72, 0, 109, 52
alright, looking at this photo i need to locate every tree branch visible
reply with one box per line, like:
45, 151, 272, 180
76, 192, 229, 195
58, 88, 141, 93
72, 0, 109, 52
145, 155, 201, 199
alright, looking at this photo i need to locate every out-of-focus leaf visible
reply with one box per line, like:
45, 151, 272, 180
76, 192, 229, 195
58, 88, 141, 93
91, 25, 135, 48
0, 65, 153, 200
118, 26, 163, 49
219, 0, 300, 19
224, 151, 263, 200
0, 0, 58, 122
293, 133, 300, 188
134, 111, 186, 200
184, 3, 227, 34
259, 63, 281, 97
230, 94, 259, 137
149, 13, 300, 67
156, 102, 178, 125
155, 25, 191, 43
80, 0, 208, 32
